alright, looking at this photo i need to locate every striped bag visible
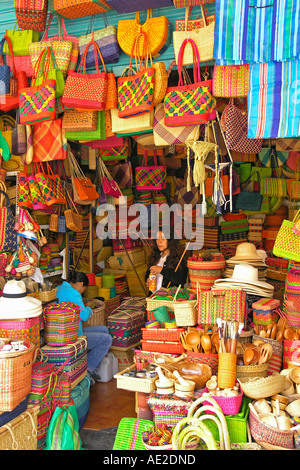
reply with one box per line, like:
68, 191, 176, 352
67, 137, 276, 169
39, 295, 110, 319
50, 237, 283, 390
212, 64, 250, 98
214, 0, 300, 64
173, 0, 215, 5
248, 59, 300, 139
260, 177, 288, 198
135, 151, 167, 191
197, 289, 247, 326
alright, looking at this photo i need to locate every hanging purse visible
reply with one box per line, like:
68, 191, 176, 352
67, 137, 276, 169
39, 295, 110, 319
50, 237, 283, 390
68, 150, 100, 202
235, 170, 263, 212
47, 17, 79, 73
62, 40, 108, 111
175, 4, 215, 31
117, 32, 155, 119
0, 37, 12, 95
32, 118, 67, 162
4, 23, 39, 56
273, 209, 300, 262
17, 171, 32, 208
173, 5, 214, 66
33, 46, 66, 98
50, 0, 112, 19
62, 109, 98, 132
135, 151, 167, 191
78, 14, 120, 67
15, 0, 48, 32
98, 157, 122, 198
117, 9, 168, 58
212, 64, 250, 98
98, 138, 128, 161
64, 111, 106, 142
111, 108, 154, 136
0, 189, 17, 253
29, 14, 73, 74
175, 169, 200, 210
110, 160, 133, 189
164, 38, 216, 127
11, 110, 27, 156
224, 99, 262, 154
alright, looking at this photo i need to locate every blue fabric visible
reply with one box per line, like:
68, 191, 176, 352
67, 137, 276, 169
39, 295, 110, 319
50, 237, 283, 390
56, 281, 92, 336
83, 325, 112, 374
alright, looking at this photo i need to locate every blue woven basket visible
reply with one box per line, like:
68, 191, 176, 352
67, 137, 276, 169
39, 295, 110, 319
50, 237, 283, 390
71, 376, 91, 430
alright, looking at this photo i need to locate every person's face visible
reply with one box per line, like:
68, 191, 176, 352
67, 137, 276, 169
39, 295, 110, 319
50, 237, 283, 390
73, 282, 86, 295
156, 231, 168, 252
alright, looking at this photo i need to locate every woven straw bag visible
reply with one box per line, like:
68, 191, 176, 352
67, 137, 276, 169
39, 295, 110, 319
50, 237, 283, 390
117, 9, 168, 58
15, 0, 47, 32
173, 5, 214, 65
64, 189, 83, 232
212, 64, 250, 98
238, 375, 285, 400
49, 0, 112, 19
153, 103, 200, 146
111, 108, 154, 136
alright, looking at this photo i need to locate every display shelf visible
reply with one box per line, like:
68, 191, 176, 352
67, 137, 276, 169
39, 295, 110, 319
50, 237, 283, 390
43, 270, 63, 279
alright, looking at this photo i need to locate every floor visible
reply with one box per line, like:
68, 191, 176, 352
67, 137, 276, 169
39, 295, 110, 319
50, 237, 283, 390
82, 378, 136, 431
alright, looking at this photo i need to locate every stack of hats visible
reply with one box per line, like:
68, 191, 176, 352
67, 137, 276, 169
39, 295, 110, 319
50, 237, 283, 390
224, 242, 268, 281
248, 216, 265, 243
0, 280, 42, 319
212, 263, 274, 298
219, 213, 249, 250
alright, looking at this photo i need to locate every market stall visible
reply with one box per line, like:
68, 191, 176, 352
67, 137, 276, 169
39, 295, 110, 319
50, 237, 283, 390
0, 0, 299, 452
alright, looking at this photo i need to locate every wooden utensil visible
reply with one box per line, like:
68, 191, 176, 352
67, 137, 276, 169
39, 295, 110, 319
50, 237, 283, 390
185, 331, 201, 353
243, 348, 254, 366
275, 330, 283, 342
270, 323, 277, 340
201, 334, 212, 355
211, 332, 220, 354
258, 343, 273, 365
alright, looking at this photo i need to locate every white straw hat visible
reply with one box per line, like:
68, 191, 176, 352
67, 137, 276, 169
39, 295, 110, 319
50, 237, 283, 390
213, 264, 274, 297
0, 280, 42, 319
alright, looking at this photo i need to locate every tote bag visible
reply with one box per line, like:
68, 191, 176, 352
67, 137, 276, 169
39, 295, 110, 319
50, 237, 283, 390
135, 151, 167, 191
62, 40, 108, 111
273, 210, 300, 262
164, 38, 215, 126
173, 5, 214, 66
32, 118, 67, 162
0, 190, 17, 252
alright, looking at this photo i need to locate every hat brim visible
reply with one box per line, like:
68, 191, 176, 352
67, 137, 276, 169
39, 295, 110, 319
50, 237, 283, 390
0, 296, 42, 319
213, 277, 274, 291
228, 255, 265, 262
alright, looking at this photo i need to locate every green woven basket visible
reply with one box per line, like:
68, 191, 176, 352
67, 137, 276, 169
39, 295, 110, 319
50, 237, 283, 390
113, 417, 154, 450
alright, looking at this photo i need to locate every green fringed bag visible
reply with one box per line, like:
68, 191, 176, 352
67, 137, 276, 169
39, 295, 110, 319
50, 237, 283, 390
44, 404, 83, 450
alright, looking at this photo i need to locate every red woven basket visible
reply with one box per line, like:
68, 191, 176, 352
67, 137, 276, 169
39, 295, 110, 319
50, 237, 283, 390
201, 387, 243, 415
141, 340, 184, 354
141, 328, 185, 342
249, 409, 294, 449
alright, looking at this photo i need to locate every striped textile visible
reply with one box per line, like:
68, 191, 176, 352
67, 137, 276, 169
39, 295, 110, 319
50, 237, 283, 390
248, 59, 300, 138
214, 0, 300, 64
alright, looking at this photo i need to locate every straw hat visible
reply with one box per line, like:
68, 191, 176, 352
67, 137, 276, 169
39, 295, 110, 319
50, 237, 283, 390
227, 242, 266, 263
213, 264, 274, 297
0, 280, 42, 319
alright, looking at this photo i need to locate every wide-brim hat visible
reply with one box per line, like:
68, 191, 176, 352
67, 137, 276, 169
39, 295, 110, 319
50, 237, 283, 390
213, 264, 274, 294
227, 242, 266, 263
0, 280, 42, 319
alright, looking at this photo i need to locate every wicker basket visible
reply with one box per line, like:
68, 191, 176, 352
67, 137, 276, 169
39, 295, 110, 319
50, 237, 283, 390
114, 364, 157, 393
236, 362, 269, 380
187, 256, 226, 291
0, 338, 36, 412
82, 299, 106, 327
39, 289, 57, 303
141, 339, 184, 355
201, 387, 243, 416
141, 328, 185, 342
0, 317, 40, 347
249, 408, 294, 449
239, 326, 254, 345
238, 374, 286, 400
0, 405, 39, 450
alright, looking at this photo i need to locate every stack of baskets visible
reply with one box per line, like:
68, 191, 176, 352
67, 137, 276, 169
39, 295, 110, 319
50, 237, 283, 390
187, 253, 226, 292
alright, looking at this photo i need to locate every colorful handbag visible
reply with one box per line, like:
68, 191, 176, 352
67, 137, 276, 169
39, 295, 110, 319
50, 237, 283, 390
78, 14, 120, 67
224, 99, 262, 154
276, 138, 300, 152
62, 40, 108, 111
11, 111, 27, 156
4, 24, 39, 56
110, 160, 133, 189
33, 46, 66, 98
212, 64, 250, 98
111, 108, 154, 136
173, 0, 216, 6
68, 150, 99, 202
17, 171, 32, 208
273, 210, 300, 262
0, 37, 12, 95
135, 151, 167, 191
173, 5, 214, 66
15, 0, 48, 32
117, 32, 155, 119
260, 177, 288, 199
117, 9, 169, 58
64, 111, 105, 142
47, 17, 79, 73
153, 102, 200, 146
29, 14, 73, 74
197, 288, 247, 327
175, 170, 200, 209
62, 109, 98, 132
27, 171, 48, 210
32, 118, 67, 162
175, 4, 215, 31
98, 138, 128, 161
35, 162, 66, 206
164, 38, 216, 127
0, 190, 18, 253
50, 0, 112, 19
98, 157, 122, 198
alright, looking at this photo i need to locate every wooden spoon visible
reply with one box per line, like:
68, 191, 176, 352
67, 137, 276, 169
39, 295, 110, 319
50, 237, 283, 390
211, 332, 220, 354
185, 331, 201, 353
243, 348, 254, 366
201, 334, 212, 355
275, 330, 283, 342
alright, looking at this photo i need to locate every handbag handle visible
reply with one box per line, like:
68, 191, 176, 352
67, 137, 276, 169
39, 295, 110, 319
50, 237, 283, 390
77, 39, 106, 75
42, 13, 62, 41
177, 38, 201, 86
142, 150, 158, 167
184, 4, 210, 30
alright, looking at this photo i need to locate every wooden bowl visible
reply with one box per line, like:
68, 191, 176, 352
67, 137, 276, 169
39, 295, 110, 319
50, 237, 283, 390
286, 399, 300, 418
175, 379, 195, 392
290, 367, 300, 384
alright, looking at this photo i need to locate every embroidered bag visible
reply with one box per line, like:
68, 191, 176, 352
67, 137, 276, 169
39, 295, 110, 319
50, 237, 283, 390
135, 151, 167, 191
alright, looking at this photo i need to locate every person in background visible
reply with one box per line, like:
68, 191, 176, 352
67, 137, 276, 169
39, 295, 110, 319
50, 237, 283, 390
56, 270, 112, 385
145, 226, 188, 293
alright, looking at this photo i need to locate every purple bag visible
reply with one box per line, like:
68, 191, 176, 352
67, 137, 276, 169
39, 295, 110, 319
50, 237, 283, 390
106, 0, 173, 13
